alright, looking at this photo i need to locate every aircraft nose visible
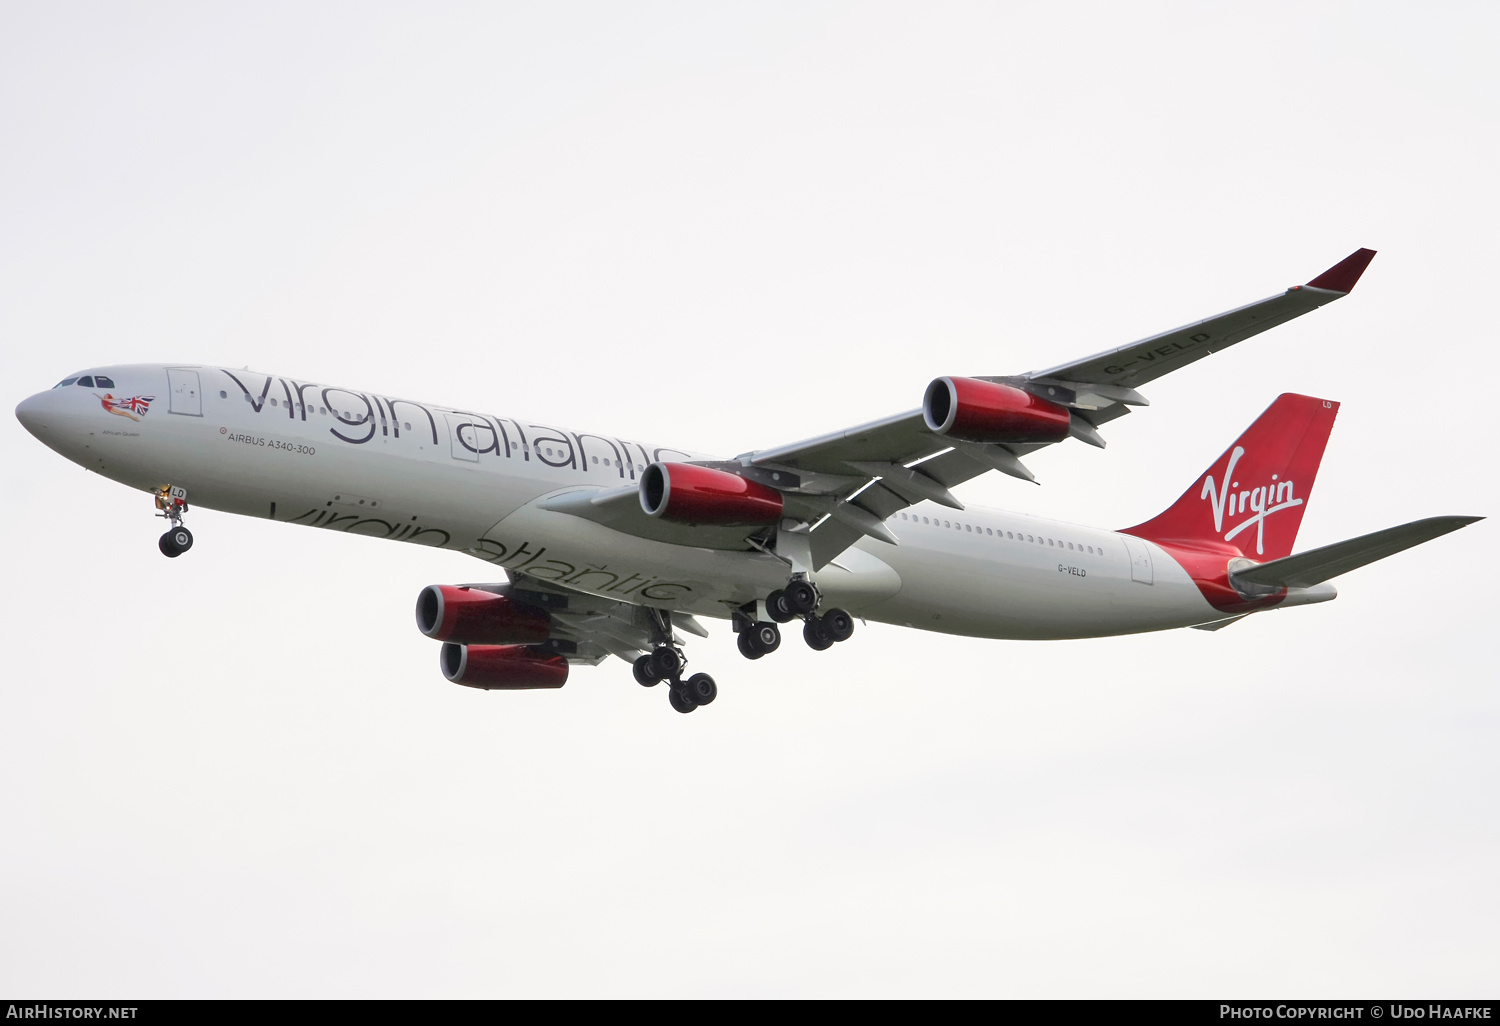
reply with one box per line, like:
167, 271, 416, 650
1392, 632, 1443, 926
14, 391, 52, 440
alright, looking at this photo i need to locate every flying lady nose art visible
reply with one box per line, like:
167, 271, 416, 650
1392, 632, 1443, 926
96, 393, 156, 422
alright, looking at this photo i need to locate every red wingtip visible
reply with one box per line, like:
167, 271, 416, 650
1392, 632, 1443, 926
1306, 247, 1377, 293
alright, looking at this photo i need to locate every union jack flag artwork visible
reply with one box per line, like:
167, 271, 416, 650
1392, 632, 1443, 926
97, 393, 155, 421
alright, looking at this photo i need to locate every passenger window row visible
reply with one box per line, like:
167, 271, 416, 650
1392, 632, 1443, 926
212, 394, 651, 461
219, 390, 415, 430
895, 511, 1105, 556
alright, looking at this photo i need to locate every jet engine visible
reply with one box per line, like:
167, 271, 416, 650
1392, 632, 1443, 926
439, 643, 569, 690
639, 462, 784, 526
923, 376, 1071, 444
415, 584, 551, 645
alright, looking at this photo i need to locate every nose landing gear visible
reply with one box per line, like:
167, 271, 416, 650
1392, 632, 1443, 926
154, 485, 193, 558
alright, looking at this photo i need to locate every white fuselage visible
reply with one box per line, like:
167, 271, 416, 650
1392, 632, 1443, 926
17, 364, 1230, 639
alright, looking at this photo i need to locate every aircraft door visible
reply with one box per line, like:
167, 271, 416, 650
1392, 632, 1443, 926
444, 413, 481, 462
166, 368, 202, 416
1123, 536, 1154, 585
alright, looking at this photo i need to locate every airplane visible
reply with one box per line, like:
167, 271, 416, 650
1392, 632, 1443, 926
13, 247, 1481, 714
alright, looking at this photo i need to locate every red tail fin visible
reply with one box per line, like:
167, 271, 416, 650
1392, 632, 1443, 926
1123, 393, 1339, 560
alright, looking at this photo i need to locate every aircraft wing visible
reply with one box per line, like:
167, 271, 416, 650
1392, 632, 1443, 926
545, 249, 1376, 569
740, 248, 1377, 565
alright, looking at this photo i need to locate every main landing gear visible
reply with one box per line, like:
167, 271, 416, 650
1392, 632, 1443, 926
630, 573, 857, 714
634, 610, 718, 715
154, 485, 194, 558
737, 622, 782, 659
803, 607, 855, 651
737, 575, 856, 659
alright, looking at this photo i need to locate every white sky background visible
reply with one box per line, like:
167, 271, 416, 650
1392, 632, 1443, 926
2, 1, 1496, 998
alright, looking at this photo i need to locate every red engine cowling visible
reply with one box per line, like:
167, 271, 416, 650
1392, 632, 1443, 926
440, 643, 569, 690
923, 377, 1071, 444
415, 585, 551, 644
639, 462, 784, 525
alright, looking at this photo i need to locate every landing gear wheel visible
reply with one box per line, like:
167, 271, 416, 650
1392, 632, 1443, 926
158, 527, 193, 558
685, 673, 717, 706
633, 654, 661, 686
783, 579, 819, 616
668, 687, 697, 714
738, 622, 781, 659
767, 590, 796, 624
821, 608, 855, 643
649, 646, 683, 680
750, 622, 781, 655
803, 617, 835, 651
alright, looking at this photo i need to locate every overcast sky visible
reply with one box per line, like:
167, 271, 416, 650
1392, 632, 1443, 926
2, 1, 1496, 998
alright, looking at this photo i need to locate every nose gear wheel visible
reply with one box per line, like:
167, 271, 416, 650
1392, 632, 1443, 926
159, 526, 194, 558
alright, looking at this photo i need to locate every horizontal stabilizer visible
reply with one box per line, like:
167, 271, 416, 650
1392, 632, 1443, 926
1191, 614, 1248, 632
1231, 516, 1481, 592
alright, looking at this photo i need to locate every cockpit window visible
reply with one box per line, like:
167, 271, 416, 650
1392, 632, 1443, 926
76, 376, 94, 387
54, 378, 78, 388
94, 375, 115, 388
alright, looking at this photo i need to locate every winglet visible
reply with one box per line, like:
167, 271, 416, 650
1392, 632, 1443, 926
1305, 248, 1377, 293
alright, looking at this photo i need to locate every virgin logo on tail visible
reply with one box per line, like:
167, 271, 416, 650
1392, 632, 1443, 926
1123, 393, 1334, 565
1201, 446, 1303, 555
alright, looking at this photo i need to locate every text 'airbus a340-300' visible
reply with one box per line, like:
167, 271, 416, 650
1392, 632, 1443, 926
15, 248, 1481, 713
